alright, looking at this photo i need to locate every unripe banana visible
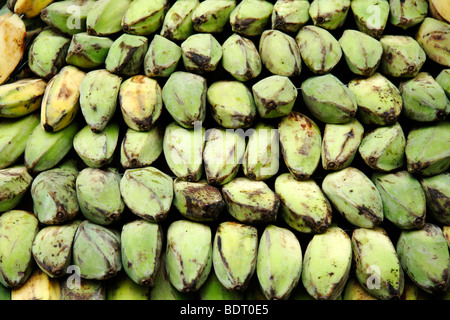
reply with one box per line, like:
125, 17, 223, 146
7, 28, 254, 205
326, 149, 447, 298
309, 0, 350, 30
338, 29, 383, 76
86, 0, 132, 36
0, 113, 40, 169
342, 276, 378, 300
144, 35, 182, 78
275, 173, 332, 234
278, 112, 321, 181
191, 0, 236, 33
322, 167, 384, 228
165, 220, 212, 293
7, 0, 55, 19
31, 159, 79, 225
444, 226, 450, 248
0, 210, 39, 288
399, 72, 449, 122
244, 277, 268, 300
79, 69, 122, 133
416, 17, 450, 67
243, 122, 279, 181
221, 33, 262, 82
301, 74, 357, 124
295, 25, 342, 74
352, 227, 405, 300
379, 35, 426, 78
229, 0, 274, 37
173, 179, 224, 222
351, 0, 389, 39
40, 0, 96, 35
0, 283, 10, 300
32, 220, 81, 278
73, 123, 120, 168
203, 127, 246, 186
0, 13, 26, 85
212, 221, 258, 292
65, 32, 113, 70
256, 224, 302, 300
358, 122, 406, 172
321, 119, 364, 171
121, 219, 163, 287
397, 223, 449, 295
11, 269, 61, 300
420, 173, 450, 225
24, 121, 78, 173
405, 121, 450, 176
436, 69, 450, 98
389, 0, 428, 29
120, 167, 173, 222
207, 80, 257, 129
271, 0, 310, 34
162, 71, 207, 129
121, 0, 167, 36
291, 283, 314, 300
222, 177, 280, 224
60, 277, 106, 300
372, 171, 426, 230
72, 220, 122, 280
106, 272, 149, 300
181, 33, 223, 74
0, 166, 33, 213
259, 29, 301, 77
401, 278, 432, 300
120, 126, 164, 169
119, 75, 162, 132
302, 225, 352, 300
160, 0, 199, 41
348, 73, 403, 126
163, 122, 205, 182
105, 34, 148, 77
41, 65, 85, 133
199, 271, 244, 300
0, 78, 47, 118
28, 29, 70, 80
252, 75, 297, 119
76, 167, 124, 226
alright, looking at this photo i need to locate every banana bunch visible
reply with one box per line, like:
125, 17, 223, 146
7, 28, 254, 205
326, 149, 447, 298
0, 0, 449, 303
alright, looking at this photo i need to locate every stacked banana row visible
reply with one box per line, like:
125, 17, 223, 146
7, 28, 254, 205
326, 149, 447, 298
0, 0, 449, 301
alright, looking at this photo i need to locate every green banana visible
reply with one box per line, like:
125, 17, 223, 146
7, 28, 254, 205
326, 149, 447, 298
389, 0, 428, 29
105, 34, 148, 77
416, 17, 450, 67
309, 0, 350, 30
191, 0, 236, 33
121, 0, 167, 36
106, 272, 149, 300
65, 32, 114, 70
0, 166, 33, 213
271, 0, 310, 34
350, 0, 389, 39
144, 35, 182, 78
229, 0, 274, 37
212, 221, 258, 292
160, 0, 199, 41
181, 33, 223, 74
199, 271, 244, 300
0, 210, 39, 288
86, 0, 132, 36
420, 173, 450, 225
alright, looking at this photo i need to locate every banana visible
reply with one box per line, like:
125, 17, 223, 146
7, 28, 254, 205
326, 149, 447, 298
31, 159, 79, 225
173, 179, 224, 222
76, 167, 124, 226
342, 276, 378, 300
322, 167, 384, 228
11, 269, 61, 300
278, 112, 322, 181
444, 226, 450, 248
0, 78, 47, 118
229, 0, 274, 37
106, 272, 149, 300
160, 0, 199, 41
256, 224, 302, 300
119, 167, 173, 222
222, 177, 280, 224
192, 0, 236, 33
389, 0, 428, 29
401, 278, 432, 300
72, 220, 122, 280
32, 220, 82, 278
429, 0, 450, 23
144, 35, 182, 78
212, 221, 258, 292
24, 121, 78, 173
275, 173, 332, 234
79, 69, 122, 133
0, 13, 26, 85
121, 0, 167, 36
0, 166, 33, 213
0, 210, 39, 288
0, 113, 40, 169
309, 0, 350, 30
181, 33, 223, 74
397, 223, 450, 295
66, 32, 114, 70
199, 271, 244, 300
271, 0, 311, 34
352, 227, 405, 300
7, 0, 55, 19
105, 34, 148, 77
165, 220, 212, 293
0, 283, 10, 300
372, 171, 426, 230
41, 65, 86, 133
420, 173, 450, 225
60, 277, 106, 300
416, 18, 450, 67
86, 0, 132, 36
302, 225, 352, 300
121, 219, 163, 287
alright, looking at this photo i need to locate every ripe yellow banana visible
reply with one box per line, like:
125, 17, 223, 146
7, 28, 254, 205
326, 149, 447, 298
11, 268, 61, 300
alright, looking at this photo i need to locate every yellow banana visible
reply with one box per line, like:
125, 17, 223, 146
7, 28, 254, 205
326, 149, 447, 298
7, 0, 56, 19
11, 268, 61, 300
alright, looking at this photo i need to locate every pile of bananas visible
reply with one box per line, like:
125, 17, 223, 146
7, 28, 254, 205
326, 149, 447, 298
0, 0, 449, 301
